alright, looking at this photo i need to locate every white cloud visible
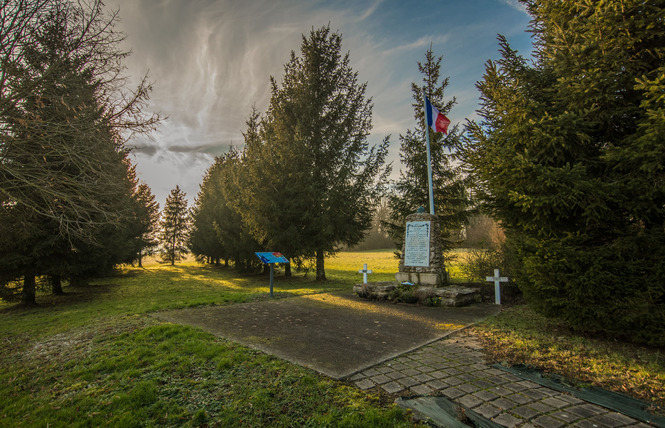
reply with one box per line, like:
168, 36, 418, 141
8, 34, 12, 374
108, 0, 531, 205
498, 0, 529, 15
356, 0, 383, 21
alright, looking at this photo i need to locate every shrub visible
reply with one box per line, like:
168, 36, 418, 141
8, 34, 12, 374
519, 234, 665, 347
390, 282, 419, 304
461, 247, 513, 283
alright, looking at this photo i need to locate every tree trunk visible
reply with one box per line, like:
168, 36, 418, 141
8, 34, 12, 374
171, 233, 176, 265
285, 263, 291, 277
138, 250, 143, 268
224, 259, 229, 267
316, 250, 326, 280
51, 275, 64, 295
21, 273, 37, 306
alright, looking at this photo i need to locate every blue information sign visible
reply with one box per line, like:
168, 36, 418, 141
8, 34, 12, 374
255, 252, 289, 298
255, 252, 290, 264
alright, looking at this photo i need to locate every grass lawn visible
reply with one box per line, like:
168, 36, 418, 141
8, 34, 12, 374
1, 250, 663, 425
0, 253, 417, 427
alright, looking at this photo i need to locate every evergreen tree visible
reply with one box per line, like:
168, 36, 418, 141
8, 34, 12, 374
59, 154, 137, 285
241, 26, 390, 280
350, 198, 394, 251
189, 154, 235, 266
0, 3, 143, 304
0, 0, 159, 241
238, 106, 301, 276
131, 182, 160, 267
0, 0, 159, 304
460, 0, 665, 345
215, 150, 263, 272
188, 163, 225, 265
385, 48, 470, 252
159, 186, 190, 266
190, 134, 263, 272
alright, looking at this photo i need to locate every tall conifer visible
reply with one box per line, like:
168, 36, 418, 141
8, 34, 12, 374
460, 1, 665, 345
241, 26, 390, 280
131, 182, 160, 267
159, 186, 190, 266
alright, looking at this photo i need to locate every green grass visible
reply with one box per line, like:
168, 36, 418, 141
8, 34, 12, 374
2, 250, 662, 425
474, 306, 665, 413
0, 253, 420, 427
1, 321, 410, 427
326, 249, 400, 282
0, 259, 349, 340
326, 248, 472, 283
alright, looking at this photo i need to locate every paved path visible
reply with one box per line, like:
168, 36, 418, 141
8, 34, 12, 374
349, 330, 654, 428
153, 293, 499, 379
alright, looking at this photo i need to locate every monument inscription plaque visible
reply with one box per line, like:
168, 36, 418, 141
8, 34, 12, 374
396, 212, 446, 286
404, 221, 431, 267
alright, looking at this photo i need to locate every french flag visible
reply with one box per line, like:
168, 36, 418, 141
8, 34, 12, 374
425, 96, 451, 134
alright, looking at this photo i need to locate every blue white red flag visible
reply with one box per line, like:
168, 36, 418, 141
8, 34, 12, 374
425, 96, 450, 134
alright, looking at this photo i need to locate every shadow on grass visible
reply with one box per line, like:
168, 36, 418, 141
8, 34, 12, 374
0, 283, 122, 313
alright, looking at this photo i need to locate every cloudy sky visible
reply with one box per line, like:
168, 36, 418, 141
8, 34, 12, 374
107, 0, 534, 207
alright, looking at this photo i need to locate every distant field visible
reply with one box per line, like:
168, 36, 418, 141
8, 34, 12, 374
326, 249, 399, 282
327, 248, 472, 283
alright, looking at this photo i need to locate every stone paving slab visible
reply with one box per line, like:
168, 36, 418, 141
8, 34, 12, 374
356, 332, 656, 427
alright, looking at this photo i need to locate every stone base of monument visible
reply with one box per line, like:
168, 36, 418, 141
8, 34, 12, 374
353, 282, 481, 307
420, 286, 481, 307
353, 282, 396, 300
395, 271, 446, 287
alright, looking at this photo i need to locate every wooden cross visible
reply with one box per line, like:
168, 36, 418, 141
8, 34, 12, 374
358, 263, 373, 284
486, 269, 509, 305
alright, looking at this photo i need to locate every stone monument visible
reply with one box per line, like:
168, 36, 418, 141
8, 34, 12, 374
395, 210, 447, 286
353, 208, 481, 306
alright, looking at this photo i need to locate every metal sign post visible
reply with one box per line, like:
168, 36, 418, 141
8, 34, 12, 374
255, 252, 290, 298
269, 264, 274, 297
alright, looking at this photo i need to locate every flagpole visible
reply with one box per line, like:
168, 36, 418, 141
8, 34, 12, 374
423, 89, 435, 215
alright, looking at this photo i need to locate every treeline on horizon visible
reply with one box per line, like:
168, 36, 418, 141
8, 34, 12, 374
1, 0, 663, 346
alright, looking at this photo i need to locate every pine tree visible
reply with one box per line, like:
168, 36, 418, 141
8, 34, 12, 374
241, 26, 390, 280
216, 150, 263, 271
0, 0, 159, 241
159, 186, 190, 266
0, 0, 159, 304
189, 151, 260, 270
385, 48, 470, 252
460, 0, 665, 345
131, 182, 160, 267
189, 160, 226, 265
238, 106, 302, 276
0, 3, 142, 303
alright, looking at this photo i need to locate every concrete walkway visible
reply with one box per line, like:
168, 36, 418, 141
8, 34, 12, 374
153, 292, 499, 379
348, 330, 654, 428
152, 292, 657, 427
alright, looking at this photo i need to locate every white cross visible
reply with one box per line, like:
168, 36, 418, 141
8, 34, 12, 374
358, 263, 373, 284
486, 269, 509, 305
